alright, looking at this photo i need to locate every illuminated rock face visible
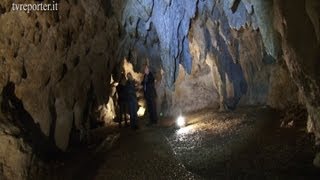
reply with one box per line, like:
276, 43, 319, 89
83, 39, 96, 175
121, 0, 298, 114
121, 0, 319, 151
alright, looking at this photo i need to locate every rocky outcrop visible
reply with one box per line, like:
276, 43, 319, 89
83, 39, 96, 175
0, 0, 123, 179
121, 0, 196, 88
0, 0, 122, 150
0, 116, 48, 180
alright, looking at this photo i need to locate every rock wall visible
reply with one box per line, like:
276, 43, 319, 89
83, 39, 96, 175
120, 0, 319, 165
0, 0, 123, 179
272, 0, 320, 142
120, 0, 299, 115
0, 112, 48, 180
0, 0, 320, 178
188, 3, 299, 111
0, 0, 123, 149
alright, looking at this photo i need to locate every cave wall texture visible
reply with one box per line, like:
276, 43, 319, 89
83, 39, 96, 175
120, 0, 301, 114
121, 0, 320, 165
0, 0, 124, 179
0, 0, 320, 179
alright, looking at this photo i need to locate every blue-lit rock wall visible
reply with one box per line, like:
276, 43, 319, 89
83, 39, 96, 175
120, 0, 297, 113
120, 2, 320, 159
121, 0, 197, 87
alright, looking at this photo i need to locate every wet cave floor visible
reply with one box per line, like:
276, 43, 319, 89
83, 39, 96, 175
51, 107, 320, 179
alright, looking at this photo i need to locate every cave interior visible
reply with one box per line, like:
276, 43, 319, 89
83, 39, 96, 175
0, 0, 320, 179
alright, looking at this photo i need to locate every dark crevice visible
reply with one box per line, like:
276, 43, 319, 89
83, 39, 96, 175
89, 66, 93, 75
85, 47, 91, 55
0, 4, 5, 15
13, 51, 18, 58
107, 60, 111, 68
64, 30, 73, 47
69, 115, 81, 147
54, 43, 57, 51
48, 90, 57, 145
82, 88, 94, 141
38, 33, 42, 43
58, 64, 68, 82
44, 75, 51, 87
101, 0, 114, 17
73, 56, 80, 67
22, 61, 28, 79
83, 82, 102, 129
46, 21, 50, 29
1, 82, 61, 160
35, 21, 41, 29
231, 0, 241, 13
52, 9, 60, 23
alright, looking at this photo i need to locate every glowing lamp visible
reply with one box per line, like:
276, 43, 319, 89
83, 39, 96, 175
137, 107, 146, 117
176, 115, 186, 127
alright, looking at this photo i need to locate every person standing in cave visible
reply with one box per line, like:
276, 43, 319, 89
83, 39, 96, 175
116, 73, 128, 128
142, 65, 158, 126
126, 73, 139, 129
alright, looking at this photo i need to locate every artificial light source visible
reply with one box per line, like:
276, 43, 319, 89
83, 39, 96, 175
176, 115, 186, 127
137, 107, 146, 117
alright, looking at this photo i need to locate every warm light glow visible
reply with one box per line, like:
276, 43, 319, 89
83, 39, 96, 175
176, 116, 186, 127
123, 59, 143, 80
137, 107, 146, 117
177, 125, 193, 135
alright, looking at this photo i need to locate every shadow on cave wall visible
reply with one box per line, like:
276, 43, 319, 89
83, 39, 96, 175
101, 0, 114, 17
203, 22, 248, 110
1, 82, 61, 160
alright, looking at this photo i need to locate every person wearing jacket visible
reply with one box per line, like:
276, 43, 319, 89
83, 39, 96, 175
126, 73, 138, 129
142, 65, 158, 126
116, 73, 128, 128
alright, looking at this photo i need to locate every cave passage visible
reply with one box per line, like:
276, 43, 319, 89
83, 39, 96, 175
1, 0, 320, 179
51, 107, 320, 179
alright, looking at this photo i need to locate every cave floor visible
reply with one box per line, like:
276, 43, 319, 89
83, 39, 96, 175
51, 107, 320, 180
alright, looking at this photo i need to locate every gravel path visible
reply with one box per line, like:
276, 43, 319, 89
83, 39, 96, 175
53, 107, 320, 179
162, 107, 320, 179
63, 126, 197, 180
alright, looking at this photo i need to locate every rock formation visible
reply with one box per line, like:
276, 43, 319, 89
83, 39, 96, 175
0, 0, 123, 179
272, 0, 320, 143
120, 0, 319, 168
120, 0, 300, 114
0, 0, 319, 179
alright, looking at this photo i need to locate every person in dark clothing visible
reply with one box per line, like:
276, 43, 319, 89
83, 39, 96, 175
142, 65, 158, 125
126, 73, 138, 129
116, 74, 128, 128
